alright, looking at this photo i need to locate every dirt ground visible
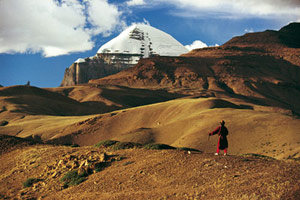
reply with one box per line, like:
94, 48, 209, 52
1, 143, 299, 200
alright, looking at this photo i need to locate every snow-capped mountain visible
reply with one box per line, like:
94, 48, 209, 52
97, 24, 189, 64
61, 24, 188, 86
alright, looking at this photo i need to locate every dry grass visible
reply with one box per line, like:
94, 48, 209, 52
1, 145, 299, 199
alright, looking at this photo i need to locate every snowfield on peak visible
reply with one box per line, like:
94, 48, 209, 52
97, 24, 189, 58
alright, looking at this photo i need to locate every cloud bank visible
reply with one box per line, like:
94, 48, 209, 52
146, 0, 300, 19
1, 0, 299, 57
127, 0, 146, 6
0, 0, 123, 57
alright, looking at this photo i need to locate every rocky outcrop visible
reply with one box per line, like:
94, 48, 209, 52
61, 56, 133, 86
45, 151, 108, 179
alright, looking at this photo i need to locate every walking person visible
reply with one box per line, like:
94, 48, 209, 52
209, 120, 228, 155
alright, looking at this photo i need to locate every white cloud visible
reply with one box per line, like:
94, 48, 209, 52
185, 40, 208, 51
85, 0, 123, 36
244, 28, 254, 33
151, 0, 300, 20
127, 0, 146, 6
0, 0, 124, 57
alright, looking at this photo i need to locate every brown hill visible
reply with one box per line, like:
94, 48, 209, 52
91, 52, 300, 115
222, 22, 300, 66
0, 85, 97, 117
2, 95, 299, 159
0, 144, 299, 199
0, 85, 182, 142
0, 135, 41, 155
0, 85, 181, 118
224, 22, 300, 49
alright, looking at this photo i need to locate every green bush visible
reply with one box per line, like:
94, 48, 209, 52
60, 170, 87, 187
94, 140, 199, 152
0, 120, 8, 126
111, 142, 142, 150
63, 143, 80, 147
143, 143, 176, 150
94, 140, 119, 148
23, 178, 40, 188
95, 140, 143, 150
94, 162, 108, 172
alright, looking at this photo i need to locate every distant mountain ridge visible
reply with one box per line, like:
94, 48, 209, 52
224, 22, 300, 49
90, 22, 300, 114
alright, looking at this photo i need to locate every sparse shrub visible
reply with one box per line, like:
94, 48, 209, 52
143, 143, 176, 150
0, 120, 8, 126
123, 161, 135, 166
0, 106, 7, 113
63, 143, 80, 147
242, 153, 275, 160
111, 141, 142, 150
94, 140, 119, 148
60, 170, 87, 187
23, 178, 40, 188
176, 147, 201, 152
95, 140, 192, 151
94, 162, 108, 172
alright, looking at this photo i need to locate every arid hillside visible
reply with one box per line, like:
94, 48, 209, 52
0, 139, 299, 200
0, 84, 181, 118
1, 89, 300, 159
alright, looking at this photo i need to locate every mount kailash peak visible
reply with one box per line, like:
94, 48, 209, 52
61, 24, 188, 86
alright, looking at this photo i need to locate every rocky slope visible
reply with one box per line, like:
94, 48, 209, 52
0, 142, 299, 199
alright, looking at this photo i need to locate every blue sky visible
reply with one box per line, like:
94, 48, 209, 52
1, 0, 300, 88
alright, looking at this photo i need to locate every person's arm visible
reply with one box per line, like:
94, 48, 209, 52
209, 126, 221, 136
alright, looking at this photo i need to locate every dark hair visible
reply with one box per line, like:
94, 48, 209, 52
220, 120, 225, 125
